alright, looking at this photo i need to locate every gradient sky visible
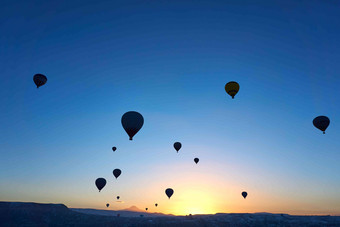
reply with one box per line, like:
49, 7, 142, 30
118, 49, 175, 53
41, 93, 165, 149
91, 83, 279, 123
1, 0, 340, 216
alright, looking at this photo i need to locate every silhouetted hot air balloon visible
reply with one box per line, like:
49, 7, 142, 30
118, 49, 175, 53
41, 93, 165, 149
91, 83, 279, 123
165, 188, 174, 199
155, 203, 158, 207
174, 142, 181, 152
106, 203, 109, 207
121, 111, 144, 140
33, 74, 47, 88
112, 147, 117, 152
145, 208, 148, 211
194, 158, 199, 164
242, 191, 248, 199
113, 169, 122, 179
225, 81, 239, 99
95, 178, 106, 192
313, 116, 330, 134
117, 196, 120, 200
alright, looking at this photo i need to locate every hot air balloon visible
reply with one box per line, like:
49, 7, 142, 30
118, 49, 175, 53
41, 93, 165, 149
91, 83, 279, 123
194, 158, 199, 164
106, 203, 109, 207
313, 116, 330, 134
145, 208, 148, 211
33, 74, 47, 88
117, 196, 120, 200
242, 191, 248, 199
174, 142, 181, 152
155, 203, 158, 207
112, 147, 117, 152
121, 111, 144, 140
225, 81, 239, 99
95, 178, 106, 192
113, 169, 122, 179
165, 188, 174, 199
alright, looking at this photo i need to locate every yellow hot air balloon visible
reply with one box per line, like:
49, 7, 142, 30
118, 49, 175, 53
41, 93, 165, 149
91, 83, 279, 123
225, 81, 239, 99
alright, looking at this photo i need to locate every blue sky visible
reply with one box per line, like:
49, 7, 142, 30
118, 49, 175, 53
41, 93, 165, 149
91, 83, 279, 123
0, 0, 339, 215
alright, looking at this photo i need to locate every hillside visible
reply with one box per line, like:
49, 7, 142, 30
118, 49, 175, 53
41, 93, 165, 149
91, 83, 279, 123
1, 202, 340, 226
71, 206, 170, 217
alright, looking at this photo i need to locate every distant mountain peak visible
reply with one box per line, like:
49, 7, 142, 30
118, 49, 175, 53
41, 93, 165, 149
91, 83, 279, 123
122, 205, 144, 212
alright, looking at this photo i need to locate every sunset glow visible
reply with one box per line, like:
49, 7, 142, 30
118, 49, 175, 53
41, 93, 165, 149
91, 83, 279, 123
1, 0, 339, 218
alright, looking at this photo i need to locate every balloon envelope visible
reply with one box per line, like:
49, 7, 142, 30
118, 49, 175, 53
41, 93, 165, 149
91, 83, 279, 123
242, 191, 248, 199
145, 208, 148, 211
33, 74, 47, 88
174, 142, 181, 152
117, 196, 120, 200
113, 169, 122, 179
225, 81, 239, 99
121, 111, 144, 140
112, 147, 117, 151
194, 158, 199, 164
95, 178, 106, 192
313, 116, 330, 134
106, 203, 109, 207
165, 188, 174, 199
155, 203, 158, 207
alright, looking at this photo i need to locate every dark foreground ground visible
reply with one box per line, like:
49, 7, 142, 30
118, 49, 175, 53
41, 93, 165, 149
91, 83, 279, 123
1, 202, 340, 227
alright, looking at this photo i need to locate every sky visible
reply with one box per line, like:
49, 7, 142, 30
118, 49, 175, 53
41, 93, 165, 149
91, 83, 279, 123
0, 0, 340, 216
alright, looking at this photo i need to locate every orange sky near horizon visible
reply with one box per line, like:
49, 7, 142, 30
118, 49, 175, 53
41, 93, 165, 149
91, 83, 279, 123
4, 168, 338, 216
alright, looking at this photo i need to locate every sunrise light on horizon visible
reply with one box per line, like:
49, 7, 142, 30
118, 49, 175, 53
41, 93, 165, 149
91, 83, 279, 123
1, 0, 339, 218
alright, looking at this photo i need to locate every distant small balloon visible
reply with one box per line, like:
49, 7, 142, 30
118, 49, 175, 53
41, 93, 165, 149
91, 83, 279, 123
155, 203, 158, 207
242, 191, 248, 199
165, 188, 174, 199
33, 74, 47, 88
106, 203, 109, 207
225, 81, 239, 99
113, 169, 122, 179
313, 116, 330, 134
117, 196, 120, 200
145, 208, 148, 211
174, 142, 181, 152
121, 111, 144, 140
112, 147, 117, 152
95, 178, 106, 192
194, 158, 199, 164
